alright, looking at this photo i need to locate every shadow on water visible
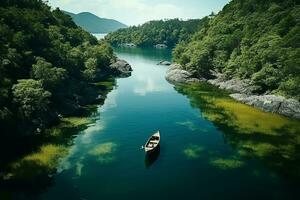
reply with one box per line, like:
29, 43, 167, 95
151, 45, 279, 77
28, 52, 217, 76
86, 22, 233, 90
174, 82, 300, 184
0, 79, 117, 199
144, 145, 160, 168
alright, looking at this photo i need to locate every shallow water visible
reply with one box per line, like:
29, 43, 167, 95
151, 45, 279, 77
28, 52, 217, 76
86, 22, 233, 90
1, 47, 300, 200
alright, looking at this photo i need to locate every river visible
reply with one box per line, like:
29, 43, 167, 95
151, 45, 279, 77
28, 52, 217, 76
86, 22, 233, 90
1, 47, 300, 200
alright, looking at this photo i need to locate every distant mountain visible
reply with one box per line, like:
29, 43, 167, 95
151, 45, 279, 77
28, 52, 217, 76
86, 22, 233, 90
63, 11, 127, 33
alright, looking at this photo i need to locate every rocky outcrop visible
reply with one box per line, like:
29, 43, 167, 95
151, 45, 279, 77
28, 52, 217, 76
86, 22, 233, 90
109, 59, 132, 77
165, 64, 204, 83
157, 60, 171, 66
120, 43, 136, 47
207, 73, 300, 119
154, 44, 168, 48
208, 78, 253, 94
165, 63, 300, 120
230, 94, 300, 119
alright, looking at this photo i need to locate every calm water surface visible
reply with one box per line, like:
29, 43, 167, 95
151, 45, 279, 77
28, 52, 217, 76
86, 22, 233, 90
2, 48, 300, 199
92, 33, 107, 40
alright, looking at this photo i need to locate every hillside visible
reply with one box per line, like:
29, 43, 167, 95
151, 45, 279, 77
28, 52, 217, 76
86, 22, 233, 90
0, 1, 117, 137
173, 0, 300, 100
105, 18, 210, 47
64, 11, 127, 33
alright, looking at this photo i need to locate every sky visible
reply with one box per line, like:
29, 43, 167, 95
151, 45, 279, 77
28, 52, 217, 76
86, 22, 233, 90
47, 0, 231, 25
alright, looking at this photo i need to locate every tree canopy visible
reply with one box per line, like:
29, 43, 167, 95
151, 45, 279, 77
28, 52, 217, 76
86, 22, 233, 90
173, 0, 300, 99
105, 18, 210, 47
0, 0, 115, 136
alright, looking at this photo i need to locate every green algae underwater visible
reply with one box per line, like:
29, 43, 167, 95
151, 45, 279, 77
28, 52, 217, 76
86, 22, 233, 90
0, 48, 300, 200
175, 83, 300, 180
0, 79, 116, 199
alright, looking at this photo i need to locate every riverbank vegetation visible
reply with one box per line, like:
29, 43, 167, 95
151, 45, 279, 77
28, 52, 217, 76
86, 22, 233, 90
0, 0, 117, 138
105, 18, 210, 47
0, 78, 115, 193
173, 0, 300, 100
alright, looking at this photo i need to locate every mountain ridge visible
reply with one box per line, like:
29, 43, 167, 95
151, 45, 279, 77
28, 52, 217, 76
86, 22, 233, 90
63, 10, 127, 33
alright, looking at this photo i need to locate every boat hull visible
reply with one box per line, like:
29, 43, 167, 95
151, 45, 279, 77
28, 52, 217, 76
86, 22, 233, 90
144, 131, 160, 153
145, 144, 160, 154
145, 145, 160, 167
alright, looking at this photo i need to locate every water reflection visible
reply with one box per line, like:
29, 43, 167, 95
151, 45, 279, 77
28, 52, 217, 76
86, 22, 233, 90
114, 47, 172, 61
145, 145, 160, 168
0, 79, 116, 198
133, 76, 169, 96
114, 47, 172, 97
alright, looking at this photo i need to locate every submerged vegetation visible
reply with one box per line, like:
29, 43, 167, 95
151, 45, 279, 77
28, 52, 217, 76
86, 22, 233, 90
88, 142, 118, 164
176, 82, 300, 181
173, 0, 300, 99
209, 158, 244, 170
0, 78, 115, 195
10, 144, 68, 179
0, 0, 122, 193
183, 144, 205, 159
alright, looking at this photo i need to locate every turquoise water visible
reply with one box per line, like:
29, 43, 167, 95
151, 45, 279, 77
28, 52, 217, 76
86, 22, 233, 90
2, 47, 299, 199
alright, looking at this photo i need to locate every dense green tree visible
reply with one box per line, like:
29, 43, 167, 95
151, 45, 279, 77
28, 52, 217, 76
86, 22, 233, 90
12, 79, 51, 120
105, 18, 210, 47
0, 0, 116, 136
32, 57, 68, 89
173, 0, 300, 100
83, 58, 98, 81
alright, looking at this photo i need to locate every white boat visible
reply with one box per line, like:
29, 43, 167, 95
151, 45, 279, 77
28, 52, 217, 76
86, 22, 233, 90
144, 131, 160, 153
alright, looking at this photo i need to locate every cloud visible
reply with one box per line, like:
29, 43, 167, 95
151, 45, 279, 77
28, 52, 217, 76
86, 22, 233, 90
102, 0, 184, 24
48, 0, 184, 25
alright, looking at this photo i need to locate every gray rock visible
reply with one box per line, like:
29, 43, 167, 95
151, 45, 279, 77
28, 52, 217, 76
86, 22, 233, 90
109, 59, 132, 77
165, 64, 203, 83
96, 94, 105, 101
165, 63, 300, 120
278, 98, 300, 119
121, 43, 136, 47
230, 93, 300, 119
154, 44, 168, 48
208, 78, 252, 94
157, 60, 171, 66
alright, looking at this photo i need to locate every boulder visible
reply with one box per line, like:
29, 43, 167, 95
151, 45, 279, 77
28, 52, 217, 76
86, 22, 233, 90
165, 63, 300, 120
157, 60, 171, 66
109, 59, 132, 77
278, 98, 300, 119
208, 78, 253, 94
121, 43, 136, 47
165, 64, 204, 83
154, 44, 168, 48
230, 93, 300, 119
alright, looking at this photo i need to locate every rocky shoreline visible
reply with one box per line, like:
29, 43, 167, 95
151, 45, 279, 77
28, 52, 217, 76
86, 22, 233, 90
56, 59, 132, 117
165, 63, 300, 120
108, 58, 133, 78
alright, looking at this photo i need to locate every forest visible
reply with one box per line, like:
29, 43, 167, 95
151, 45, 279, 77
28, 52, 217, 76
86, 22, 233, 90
106, 0, 299, 100
0, 0, 116, 137
173, 0, 300, 100
105, 18, 210, 47
1, 0, 299, 138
